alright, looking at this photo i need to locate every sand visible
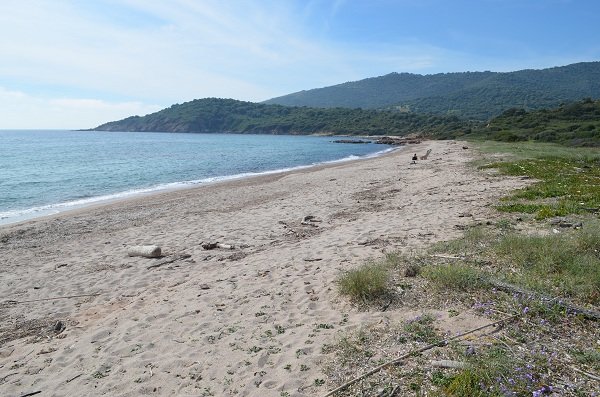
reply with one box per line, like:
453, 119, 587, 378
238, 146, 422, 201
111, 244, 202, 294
0, 140, 526, 396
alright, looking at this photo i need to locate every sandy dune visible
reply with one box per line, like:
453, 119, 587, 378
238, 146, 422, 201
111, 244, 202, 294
0, 140, 525, 396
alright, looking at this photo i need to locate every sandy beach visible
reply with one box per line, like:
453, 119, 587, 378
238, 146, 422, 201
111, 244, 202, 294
0, 140, 526, 396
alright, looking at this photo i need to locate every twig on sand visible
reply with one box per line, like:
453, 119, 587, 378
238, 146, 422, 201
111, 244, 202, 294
570, 365, 600, 382
147, 254, 192, 269
4, 293, 101, 305
321, 314, 520, 397
489, 279, 600, 321
66, 373, 83, 383
18, 392, 41, 397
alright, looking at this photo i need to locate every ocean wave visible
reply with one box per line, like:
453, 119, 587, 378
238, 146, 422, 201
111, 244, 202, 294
0, 146, 397, 226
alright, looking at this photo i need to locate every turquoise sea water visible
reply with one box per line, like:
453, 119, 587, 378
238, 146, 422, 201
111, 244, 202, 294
0, 130, 391, 225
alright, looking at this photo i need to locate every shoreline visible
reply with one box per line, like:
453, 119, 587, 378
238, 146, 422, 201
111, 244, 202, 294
0, 140, 527, 396
0, 143, 398, 228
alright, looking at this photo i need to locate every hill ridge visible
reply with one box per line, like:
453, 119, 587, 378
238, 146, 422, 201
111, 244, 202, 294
263, 61, 600, 120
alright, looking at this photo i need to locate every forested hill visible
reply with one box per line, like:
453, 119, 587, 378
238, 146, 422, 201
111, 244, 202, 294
468, 98, 600, 146
264, 62, 600, 120
91, 98, 471, 136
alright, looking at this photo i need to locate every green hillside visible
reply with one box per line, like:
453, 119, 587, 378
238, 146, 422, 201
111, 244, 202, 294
264, 62, 600, 120
468, 98, 600, 146
91, 98, 472, 137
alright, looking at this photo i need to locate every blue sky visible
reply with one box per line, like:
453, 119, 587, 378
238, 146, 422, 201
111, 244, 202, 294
1, 0, 599, 129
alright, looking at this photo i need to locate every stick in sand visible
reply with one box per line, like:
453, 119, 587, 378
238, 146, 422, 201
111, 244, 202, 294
5, 293, 101, 305
321, 314, 519, 397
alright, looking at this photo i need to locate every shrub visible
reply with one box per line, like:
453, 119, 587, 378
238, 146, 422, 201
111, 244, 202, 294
423, 264, 488, 291
338, 262, 390, 303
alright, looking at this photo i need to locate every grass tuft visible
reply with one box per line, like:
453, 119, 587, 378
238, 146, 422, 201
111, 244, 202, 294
423, 264, 488, 291
338, 262, 391, 303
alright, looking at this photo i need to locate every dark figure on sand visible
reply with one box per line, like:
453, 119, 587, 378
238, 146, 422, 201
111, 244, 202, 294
411, 153, 418, 164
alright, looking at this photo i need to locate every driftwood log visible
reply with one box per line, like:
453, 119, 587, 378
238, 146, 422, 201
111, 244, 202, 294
420, 149, 432, 160
127, 245, 162, 258
201, 242, 235, 250
489, 279, 600, 321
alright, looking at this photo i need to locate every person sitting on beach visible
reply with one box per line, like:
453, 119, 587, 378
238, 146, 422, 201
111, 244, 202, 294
411, 153, 418, 164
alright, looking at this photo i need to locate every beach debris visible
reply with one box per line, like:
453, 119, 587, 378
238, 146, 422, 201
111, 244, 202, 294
489, 279, 600, 321
465, 345, 476, 356
420, 149, 432, 160
462, 145, 469, 149
66, 374, 83, 383
146, 253, 192, 270
17, 392, 41, 397
53, 320, 65, 333
199, 283, 210, 290
3, 292, 101, 305
304, 258, 323, 262
549, 217, 583, 229
37, 347, 57, 355
431, 360, 468, 369
301, 215, 322, 226
320, 314, 520, 397
404, 264, 420, 277
127, 245, 162, 258
201, 242, 235, 250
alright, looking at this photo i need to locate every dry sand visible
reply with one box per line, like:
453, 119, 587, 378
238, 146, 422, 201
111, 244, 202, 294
0, 140, 525, 396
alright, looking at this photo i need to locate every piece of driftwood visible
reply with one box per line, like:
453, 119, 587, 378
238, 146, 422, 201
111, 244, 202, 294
420, 149, 432, 160
301, 215, 321, 226
431, 360, 467, 369
570, 365, 600, 381
430, 254, 464, 260
320, 314, 519, 397
18, 392, 41, 397
489, 279, 600, 321
147, 254, 192, 270
4, 293, 101, 305
127, 245, 162, 258
66, 373, 82, 383
202, 242, 235, 250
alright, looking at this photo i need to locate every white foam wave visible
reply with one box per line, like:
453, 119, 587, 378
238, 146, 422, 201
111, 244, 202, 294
0, 146, 397, 226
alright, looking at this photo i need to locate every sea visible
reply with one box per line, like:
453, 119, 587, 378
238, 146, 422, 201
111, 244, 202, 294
0, 130, 393, 225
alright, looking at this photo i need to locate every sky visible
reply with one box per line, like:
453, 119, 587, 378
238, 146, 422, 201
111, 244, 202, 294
1, 0, 599, 129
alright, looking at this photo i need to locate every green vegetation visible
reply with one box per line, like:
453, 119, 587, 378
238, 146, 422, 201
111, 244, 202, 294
476, 140, 600, 218
402, 314, 440, 344
439, 346, 554, 397
428, 221, 600, 305
92, 97, 600, 148
92, 97, 471, 136
324, 141, 599, 397
265, 61, 600, 120
337, 261, 392, 304
468, 98, 600, 146
422, 263, 488, 291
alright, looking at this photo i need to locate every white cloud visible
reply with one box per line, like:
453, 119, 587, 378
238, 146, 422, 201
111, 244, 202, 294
1, 0, 588, 128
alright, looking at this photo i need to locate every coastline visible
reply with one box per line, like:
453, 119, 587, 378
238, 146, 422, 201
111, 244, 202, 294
0, 139, 396, 228
0, 140, 527, 396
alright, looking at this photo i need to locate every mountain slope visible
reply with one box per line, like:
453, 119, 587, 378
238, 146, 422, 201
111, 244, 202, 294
468, 98, 600, 146
264, 62, 600, 120
91, 98, 472, 137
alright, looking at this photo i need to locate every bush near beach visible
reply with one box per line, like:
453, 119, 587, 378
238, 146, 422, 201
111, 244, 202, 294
326, 140, 600, 397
